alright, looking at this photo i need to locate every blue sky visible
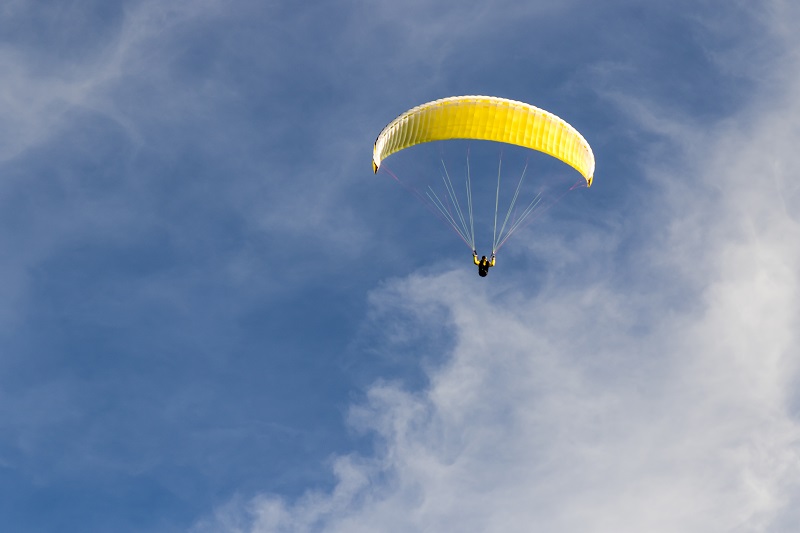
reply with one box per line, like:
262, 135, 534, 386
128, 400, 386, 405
1, 1, 799, 532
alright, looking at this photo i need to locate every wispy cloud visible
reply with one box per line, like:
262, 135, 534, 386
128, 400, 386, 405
0, 0, 229, 160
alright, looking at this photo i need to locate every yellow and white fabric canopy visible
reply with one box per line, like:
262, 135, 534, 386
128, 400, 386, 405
372, 95, 594, 186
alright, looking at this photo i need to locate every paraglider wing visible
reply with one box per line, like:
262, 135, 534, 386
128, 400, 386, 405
372, 95, 595, 186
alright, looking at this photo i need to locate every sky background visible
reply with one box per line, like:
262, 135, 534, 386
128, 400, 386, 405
1, 1, 799, 532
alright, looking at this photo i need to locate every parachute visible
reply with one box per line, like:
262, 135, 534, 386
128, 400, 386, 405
372, 95, 595, 254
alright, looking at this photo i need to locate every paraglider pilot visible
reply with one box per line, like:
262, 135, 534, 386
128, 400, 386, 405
473, 250, 495, 277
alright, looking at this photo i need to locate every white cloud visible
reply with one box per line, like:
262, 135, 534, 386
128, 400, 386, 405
0, 0, 228, 161
0, 0, 248, 329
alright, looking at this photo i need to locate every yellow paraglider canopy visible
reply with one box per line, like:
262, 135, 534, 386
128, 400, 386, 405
372, 95, 594, 186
